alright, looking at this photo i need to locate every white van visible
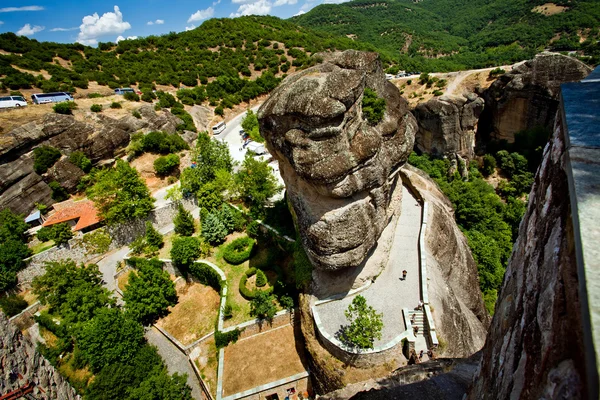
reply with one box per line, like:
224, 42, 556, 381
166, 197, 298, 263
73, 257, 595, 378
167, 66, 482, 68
0, 95, 27, 109
212, 121, 226, 135
247, 142, 266, 155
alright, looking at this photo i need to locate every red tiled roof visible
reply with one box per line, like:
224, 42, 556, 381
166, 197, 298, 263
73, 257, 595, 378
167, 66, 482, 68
42, 199, 102, 231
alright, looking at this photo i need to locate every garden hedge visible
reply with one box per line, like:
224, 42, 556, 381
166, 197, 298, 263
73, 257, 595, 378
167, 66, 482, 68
223, 236, 255, 265
189, 262, 223, 292
239, 267, 273, 300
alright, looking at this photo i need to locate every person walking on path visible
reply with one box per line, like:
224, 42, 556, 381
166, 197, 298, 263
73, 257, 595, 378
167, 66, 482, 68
402, 270, 407, 280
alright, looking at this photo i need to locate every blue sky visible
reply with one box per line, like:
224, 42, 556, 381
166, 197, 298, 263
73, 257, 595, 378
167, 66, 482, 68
0, 0, 344, 45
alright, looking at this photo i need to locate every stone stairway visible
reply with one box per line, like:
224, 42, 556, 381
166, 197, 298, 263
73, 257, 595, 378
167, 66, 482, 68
408, 309, 429, 355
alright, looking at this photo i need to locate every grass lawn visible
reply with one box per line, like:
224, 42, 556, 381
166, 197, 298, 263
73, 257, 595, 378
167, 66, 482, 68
30, 240, 55, 255
158, 231, 177, 259
194, 337, 218, 399
117, 270, 132, 292
156, 282, 220, 346
222, 323, 307, 397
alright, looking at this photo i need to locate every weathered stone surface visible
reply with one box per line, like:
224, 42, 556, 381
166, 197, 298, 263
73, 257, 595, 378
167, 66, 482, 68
0, 173, 54, 215
467, 109, 587, 399
0, 154, 33, 192
0, 313, 80, 399
46, 158, 85, 193
414, 95, 484, 159
189, 105, 214, 133
259, 50, 417, 271
478, 52, 591, 144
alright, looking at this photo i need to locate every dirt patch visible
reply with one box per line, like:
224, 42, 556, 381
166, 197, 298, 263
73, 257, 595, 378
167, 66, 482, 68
156, 282, 220, 345
222, 324, 308, 396
129, 152, 187, 193
117, 270, 133, 292
194, 338, 218, 398
532, 3, 569, 16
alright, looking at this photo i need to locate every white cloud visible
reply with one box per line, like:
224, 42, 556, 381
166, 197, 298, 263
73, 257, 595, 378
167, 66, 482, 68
0, 21, 4, 25
147, 19, 164, 25
230, 0, 271, 17
323, 0, 351, 3
50, 27, 78, 32
16, 23, 44, 36
77, 6, 131, 46
188, 7, 214, 22
0, 6, 44, 12
212, 0, 222, 5
294, 10, 305, 15
116, 35, 138, 43
274, 0, 297, 6
185, 25, 196, 31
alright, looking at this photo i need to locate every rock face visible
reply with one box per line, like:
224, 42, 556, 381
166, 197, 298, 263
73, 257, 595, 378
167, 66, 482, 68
478, 52, 591, 144
0, 313, 80, 399
259, 50, 417, 271
467, 96, 587, 399
0, 106, 184, 216
414, 94, 484, 159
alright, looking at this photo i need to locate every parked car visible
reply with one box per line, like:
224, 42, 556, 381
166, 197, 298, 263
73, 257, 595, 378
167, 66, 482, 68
0, 95, 27, 108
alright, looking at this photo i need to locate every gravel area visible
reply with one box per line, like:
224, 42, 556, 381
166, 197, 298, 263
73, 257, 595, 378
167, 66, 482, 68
315, 185, 423, 346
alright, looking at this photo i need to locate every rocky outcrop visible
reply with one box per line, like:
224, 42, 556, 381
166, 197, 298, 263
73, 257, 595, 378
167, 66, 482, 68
414, 94, 484, 160
46, 159, 85, 193
259, 50, 417, 272
0, 313, 80, 399
467, 89, 587, 399
478, 52, 591, 145
189, 105, 214, 133
0, 173, 54, 215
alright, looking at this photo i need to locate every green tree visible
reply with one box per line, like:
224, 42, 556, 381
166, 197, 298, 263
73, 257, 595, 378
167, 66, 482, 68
154, 154, 180, 176
49, 181, 69, 201
170, 236, 202, 271
0, 294, 28, 317
0, 209, 31, 292
241, 109, 264, 143
201, 212, 227, 245
128, 371, 192, 400
255, 269, 267, 287
361, 88, 386, 125
482, 154, 496, 176
250, 291, 277, 322
87, 160, 155, 224
37, 222, 73, 245
68, 151, 92, 173
145, 221, 164, 249
33, 146, 61, 174
123, 258, 177, 325
76, 307, 145, 372
234, 153, 280, 216
341, 295, 383, 349
174, 205, 195, 236
53, 101, 77, 115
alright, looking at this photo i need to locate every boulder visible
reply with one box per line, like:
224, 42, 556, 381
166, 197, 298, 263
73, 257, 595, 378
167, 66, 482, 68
478, 52, 591, 144
0, 173, 53, 215
414, 95, 484, 159
0, 154, 33, 192
259, 50, 417, 272
46, 159, 85, 193
189, 105, 214, 132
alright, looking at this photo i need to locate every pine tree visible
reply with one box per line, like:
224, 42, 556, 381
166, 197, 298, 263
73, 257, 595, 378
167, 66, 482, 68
145, 222, 164, 249
201, 213, 227, 245
255, 269, 267, 287
174, 205, 195, 236
218, 204, 236, 233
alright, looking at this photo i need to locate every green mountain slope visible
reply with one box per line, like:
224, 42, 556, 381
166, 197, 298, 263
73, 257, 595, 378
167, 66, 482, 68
292, 0, 600, 71
0, 16, 379, 101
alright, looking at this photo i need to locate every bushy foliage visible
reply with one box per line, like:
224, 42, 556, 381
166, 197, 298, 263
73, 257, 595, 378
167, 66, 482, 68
68, 151, 92, 173
53, 101, 77, 115
154, 153, 180, 176
90, 104, 102, 112
189, 262, 223, 292
223, 236, 255, 265
48, 181, 69, 201
0, 294, 28, 317
482, 154, 496, 176
123, 258, 177, 325
241, 109, 263, 143
124, 91, 140, 102
87, 160, 155, 224
250, 290, 277, 322
36, 222, 73, 245
214, 328, 241, 348
292, 239, 313, 289
341, 295, 383, 349
234, 153, 280, 217
255, 269, 267, 287
110, 101, 122, 109
362, 88, 386, 124
170, 236, 203, 271
174, 205, 195, 236
201, 212, 228, 245
33, 145, 61, 174
145, 221, 164, 249
140, 131, 189, 154
0, 209, 31, 292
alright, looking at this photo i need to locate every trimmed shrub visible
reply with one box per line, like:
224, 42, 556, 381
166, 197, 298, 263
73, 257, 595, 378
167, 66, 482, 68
255, 269, 267, 287
189, 262, 222, 292
33, 146, 61, 174
239, 267, 273, 300
124, 92, 140, 102
110, 102, 122, 109
53, 101, 77, 115
215, 328, 241, 348
222, 303, 233, 319
90, 104, 102, 112
223, 236, 254, 265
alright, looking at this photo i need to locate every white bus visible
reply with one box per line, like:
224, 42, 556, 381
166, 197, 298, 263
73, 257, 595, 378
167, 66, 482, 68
0, 95, 27, 109
31, 92, 73, 104
212, 121, 226, 135
114, 88, 135, 95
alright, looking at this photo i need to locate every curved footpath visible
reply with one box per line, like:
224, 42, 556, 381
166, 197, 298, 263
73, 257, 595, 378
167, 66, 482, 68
314, 185, 423, 347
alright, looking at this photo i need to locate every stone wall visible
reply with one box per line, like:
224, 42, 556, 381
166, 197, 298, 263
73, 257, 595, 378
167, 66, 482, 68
17, 198, 196, 285
0, 313, 80, 400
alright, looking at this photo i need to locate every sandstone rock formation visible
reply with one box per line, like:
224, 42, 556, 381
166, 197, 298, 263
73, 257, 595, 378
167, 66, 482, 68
258, 50, 417, 272
414, 94, 484, 160
0, 313, 80, 399
0, 107, 184, 215
478, 52, 591, 145
467, 91, 588, 399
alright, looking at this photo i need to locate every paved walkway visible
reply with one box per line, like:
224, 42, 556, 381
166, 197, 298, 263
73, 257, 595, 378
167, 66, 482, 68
145, 326, 203, 399
314, 186, 422, 347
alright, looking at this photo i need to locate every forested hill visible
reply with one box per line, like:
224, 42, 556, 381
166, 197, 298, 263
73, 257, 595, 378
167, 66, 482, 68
0, 16, 379, 99
292, 0, 600, 72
